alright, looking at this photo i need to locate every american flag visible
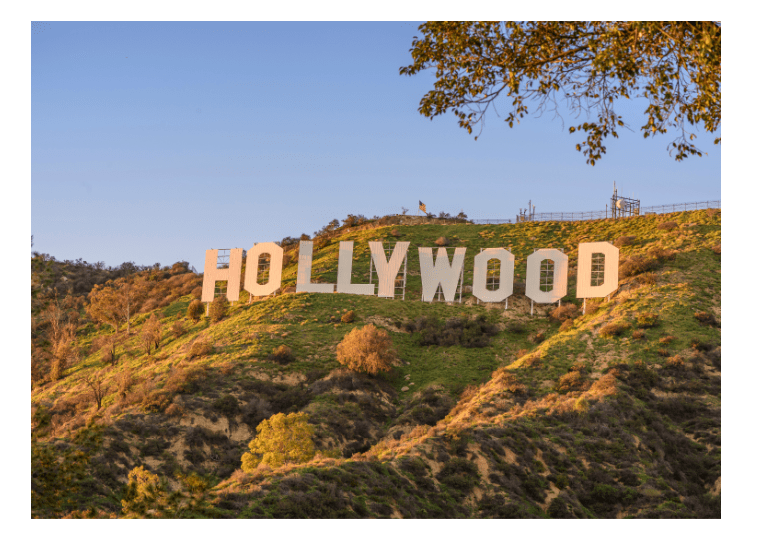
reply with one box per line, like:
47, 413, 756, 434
419, 201, 427, 213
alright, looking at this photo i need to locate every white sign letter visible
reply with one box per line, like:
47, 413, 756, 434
472, 248, 515, 302
525, 249, 569, 303
576, 242, 619, 298
244, 242, 284, 297
202, 248, 243, 302
297, 241, 334, 293
419, 247, 466, 302
337, 241, 375, 295
369, 241, 410, 298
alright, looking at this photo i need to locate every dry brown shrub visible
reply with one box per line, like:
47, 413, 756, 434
524, 355, 542, 368
657, 349, 670, 357
336, 324, 397, 375
191, 287, 202, 299
270, 345, 293, 365
706, 208, 720, 218
390, 229, 401, 237
209, 296, 228, 322
588, 369, 619, 398
341, 310, 355, 323
188, 337, 212, 359
139, 298, 160, 314
619, 255, 656, 278
659, 335, 675, 345
550, 303, 578, 322
658, 221, 678, 231
164, 403, 185, 417
532, 330, 546, 343
666, 355, 684, 368
557, 370, 586, 393
712, 243, 721, 255
515, 348, 529, 360
558, 319, 574, 333
159, 295, 174, 308
632, 330, 645, 340
170, 320, 185, 338
599, 320, 630, 338
694, 311, 718, 326
614, 235, 637, 247
492, 370, 527, 394
434, 236, 449, 246
647, 246, 676, 262
636, 272, 657, 286
584, 300, 600, 315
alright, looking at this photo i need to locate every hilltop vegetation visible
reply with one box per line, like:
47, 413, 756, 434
31, 209, 721, 518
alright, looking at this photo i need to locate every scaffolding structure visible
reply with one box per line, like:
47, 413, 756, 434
610, 183, 640, 219
368, 242, 408, 300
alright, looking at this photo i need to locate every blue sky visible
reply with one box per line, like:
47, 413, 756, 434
32, 21, 721, 270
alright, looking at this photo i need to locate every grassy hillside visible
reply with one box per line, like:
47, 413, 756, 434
31, 209, 721, 518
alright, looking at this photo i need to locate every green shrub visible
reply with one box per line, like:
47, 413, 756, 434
213, 395, 240, 416
188, 337, 212, 359
636, 313, 659, 328
414, 315, 499, 348
619, 255, 656, 278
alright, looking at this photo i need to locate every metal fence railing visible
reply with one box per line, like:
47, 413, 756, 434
470, 200, 720, 225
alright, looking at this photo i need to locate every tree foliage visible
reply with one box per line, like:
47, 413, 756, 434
86, 278, 147, 334
400, 21, 721, 164
241, 412, 316, 470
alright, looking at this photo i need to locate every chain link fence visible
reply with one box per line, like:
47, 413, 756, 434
470, 200, 720, 225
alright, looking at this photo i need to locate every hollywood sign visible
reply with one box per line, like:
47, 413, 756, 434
202, 241, 618, 306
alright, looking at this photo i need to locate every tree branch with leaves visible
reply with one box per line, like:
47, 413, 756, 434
400, 21, 720, 164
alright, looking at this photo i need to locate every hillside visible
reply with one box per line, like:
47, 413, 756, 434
30, 209, 721, 518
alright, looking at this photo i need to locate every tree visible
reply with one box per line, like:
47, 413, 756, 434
336, 324, 398, 375
241, 412, 316, 470
86, 278, 147, 334
400, 21, 721, 164
83, 370, 108, 410
141, 313, 162, 355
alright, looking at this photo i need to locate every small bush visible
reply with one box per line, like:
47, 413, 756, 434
209, 296, 228, 322
647, 246, 676, 262
532, 330, 546, 344
712, 243, 721, 255
666, 355, 684, 368
614, 235, 637, 247
213, 395, 240, 416
557, 370, 586, 393
270, 345, 293, 365
706, 208, 719, 218
585, 300, 600, 315
619, 256, 656, 278
658, 221, 678, 231
164, 403, 185, 417
170, 320, 185, 338
414, 315, 499, 348
434, 236, 449, 246
657, 349, 670, 357
187, 300, 204, 322
599, 321, 630, 338
694, 311, 718, 327
550, 303, 578, 322
632, 330, 645, 340
636, 313, 659, 328
188, 337, 212, 359
659, 336, 675, 345
690, 338, 714, 352
558, 319, 574, 333
636, 272, 657, 286
336, 324, 397, 375
341, 310, 355, 323
390, 229, 401, 237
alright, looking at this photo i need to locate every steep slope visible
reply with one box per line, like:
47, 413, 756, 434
31, 209, 721, 518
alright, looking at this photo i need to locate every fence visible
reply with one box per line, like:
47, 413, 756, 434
470, 200, 720, 225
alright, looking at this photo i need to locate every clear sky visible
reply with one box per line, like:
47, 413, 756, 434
32, 21, 721, 270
